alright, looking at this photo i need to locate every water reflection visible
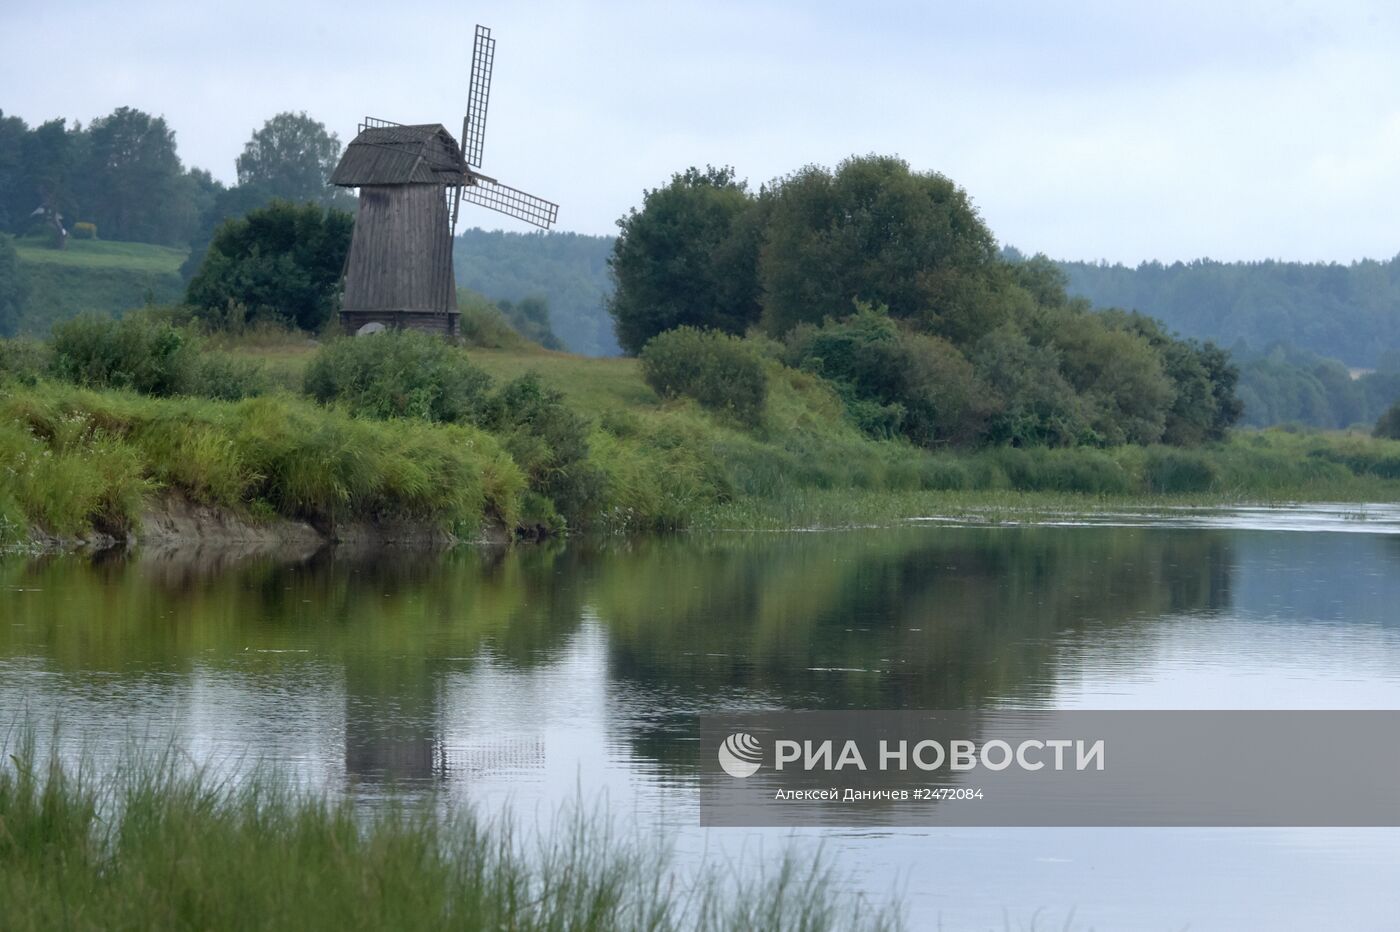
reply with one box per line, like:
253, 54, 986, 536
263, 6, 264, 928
2, 526, 1238, 787
4, 516, 1400, 929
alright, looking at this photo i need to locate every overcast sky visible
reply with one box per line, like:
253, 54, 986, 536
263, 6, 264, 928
3, 0, 1399, 263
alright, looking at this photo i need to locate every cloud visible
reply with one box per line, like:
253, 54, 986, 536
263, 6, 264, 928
2, 0, 1398, 262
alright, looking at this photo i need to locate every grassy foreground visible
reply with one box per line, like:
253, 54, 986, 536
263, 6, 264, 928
4, 335, 1400, 548
0, 737, 900, 932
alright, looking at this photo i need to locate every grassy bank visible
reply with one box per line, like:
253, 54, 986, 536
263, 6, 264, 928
0, 384, 524, 545
4, 333, 1400, 548
12, 240, 187, 336
0, 737, 899, 932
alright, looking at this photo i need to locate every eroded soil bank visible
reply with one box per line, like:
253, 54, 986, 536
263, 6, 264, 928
20, 492, 509, 555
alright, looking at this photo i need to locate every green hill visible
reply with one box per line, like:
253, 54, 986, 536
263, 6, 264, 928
12, 239, 187, 335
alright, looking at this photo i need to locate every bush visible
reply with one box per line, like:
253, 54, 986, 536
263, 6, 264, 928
188, 351, 269, 401
1375, 402, 1400, 441
303, 330, 494, 424
49, 314, 196, 397
785, 305, 992, 447
641, 326, 768, 426
186, 200, 352, 332
1143, 447, 1220, 494
479, 373, 605, 531
72, 221, 98, 240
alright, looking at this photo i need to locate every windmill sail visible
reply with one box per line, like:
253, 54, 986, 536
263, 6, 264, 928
462, 25, 495, 169
461, 176, 558, 229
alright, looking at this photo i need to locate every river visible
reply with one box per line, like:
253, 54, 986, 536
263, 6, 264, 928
4, 504, 1400, 930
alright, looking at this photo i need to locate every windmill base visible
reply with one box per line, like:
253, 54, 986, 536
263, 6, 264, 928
340, 310, 460, 338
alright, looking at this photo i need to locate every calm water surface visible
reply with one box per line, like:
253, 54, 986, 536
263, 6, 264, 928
4, 505, 1400, 930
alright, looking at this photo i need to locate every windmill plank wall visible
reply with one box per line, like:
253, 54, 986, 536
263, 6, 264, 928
340, 184, 459, 336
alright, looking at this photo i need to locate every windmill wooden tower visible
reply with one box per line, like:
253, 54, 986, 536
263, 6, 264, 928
330, 25, 558, 336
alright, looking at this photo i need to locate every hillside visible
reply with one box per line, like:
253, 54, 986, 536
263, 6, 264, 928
12, 239, 187, 335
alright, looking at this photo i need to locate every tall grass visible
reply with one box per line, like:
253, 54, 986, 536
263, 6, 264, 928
0, 735, 902, 932
0, 384, 524, 544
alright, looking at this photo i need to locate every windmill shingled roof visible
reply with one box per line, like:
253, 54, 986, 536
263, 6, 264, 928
330, 123, 466, 186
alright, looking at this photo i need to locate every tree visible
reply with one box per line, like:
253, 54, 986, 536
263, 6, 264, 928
236, 112, 344, 206
1197, 342, 1242, 438
608, 166, 762, 354
760, 155, 1005, 343
972, 325, 1089, 447
78, 107, 192, 245
1375, 402, 1400, 440
186, 200, 353, 331
1101, 310, 1242, 444
0, 110, 30, 233
20, 118, 79, 247
180, 182, 275, 281
1045, 310, 1175, 446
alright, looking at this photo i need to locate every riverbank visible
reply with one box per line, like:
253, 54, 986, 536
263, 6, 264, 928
4, 342, 1400, 551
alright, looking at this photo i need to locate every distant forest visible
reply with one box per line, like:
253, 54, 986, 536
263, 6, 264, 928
1050, 251, 1400, 428
452, 229, 618, 357
1055, 253, 1400, 368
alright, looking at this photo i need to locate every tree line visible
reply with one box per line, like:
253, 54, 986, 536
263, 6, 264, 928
1235, 343, 1400, 429
1057, 254, 1400, 369
608, 158, 1241, 450
0, 107, 346, 255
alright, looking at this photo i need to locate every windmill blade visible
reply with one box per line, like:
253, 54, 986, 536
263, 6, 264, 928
461, 25, 495, 168
461, 176, 558, 229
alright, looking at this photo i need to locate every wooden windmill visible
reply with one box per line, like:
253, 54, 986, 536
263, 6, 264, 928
330, 25, 558, 336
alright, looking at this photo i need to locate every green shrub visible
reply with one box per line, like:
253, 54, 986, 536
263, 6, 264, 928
1143, 447, 1220, 493
479, 373, 605, 531
785, 305, 993, 447
641, 326, 768, 426
1375, 402, 1400, 441
303, 330, 494, 424
188, 351, 269, 401
49, 314, 196, 397
186, 200, 352, 332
